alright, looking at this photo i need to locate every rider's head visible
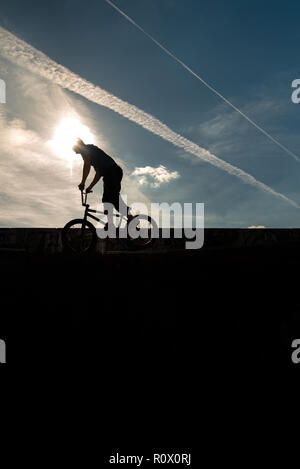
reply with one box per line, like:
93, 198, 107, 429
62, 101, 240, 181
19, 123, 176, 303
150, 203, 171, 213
72, 138, 86, 154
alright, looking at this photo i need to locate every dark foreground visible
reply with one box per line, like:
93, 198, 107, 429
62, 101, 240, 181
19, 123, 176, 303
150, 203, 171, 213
1, 229, 299, 455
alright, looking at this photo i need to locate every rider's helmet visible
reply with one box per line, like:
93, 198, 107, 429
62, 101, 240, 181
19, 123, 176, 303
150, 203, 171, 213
72, 138, 85, 153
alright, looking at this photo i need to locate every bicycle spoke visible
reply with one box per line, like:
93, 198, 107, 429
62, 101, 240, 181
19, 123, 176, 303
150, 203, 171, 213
64, 222, 95, 253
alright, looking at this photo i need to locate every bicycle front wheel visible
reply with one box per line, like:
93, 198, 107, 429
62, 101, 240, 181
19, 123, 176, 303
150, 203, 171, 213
62, 219, 97, 254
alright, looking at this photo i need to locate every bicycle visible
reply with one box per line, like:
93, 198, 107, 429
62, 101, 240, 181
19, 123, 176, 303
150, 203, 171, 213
62, 191, 156, 254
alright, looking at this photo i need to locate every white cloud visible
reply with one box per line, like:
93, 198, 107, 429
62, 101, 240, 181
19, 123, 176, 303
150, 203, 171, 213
0, 62, 150, 227
0, 104, 83, 226
132, 165, 180, 188
0, 26, 298, 208
200, 112, 242, 138
248, 225, 266, 229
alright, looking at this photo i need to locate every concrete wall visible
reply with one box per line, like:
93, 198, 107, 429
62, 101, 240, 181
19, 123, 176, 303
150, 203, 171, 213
0, 228, 300, 253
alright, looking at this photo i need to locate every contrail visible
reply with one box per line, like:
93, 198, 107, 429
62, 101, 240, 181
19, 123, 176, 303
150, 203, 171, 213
104, 0, 300, 164
0, 26, 298, 208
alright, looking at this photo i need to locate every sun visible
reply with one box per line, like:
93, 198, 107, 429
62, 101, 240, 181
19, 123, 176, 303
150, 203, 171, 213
49, 117, 95, 162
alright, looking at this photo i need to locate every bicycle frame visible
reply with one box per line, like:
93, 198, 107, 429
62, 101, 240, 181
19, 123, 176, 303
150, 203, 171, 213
81, 191, 128, 228
61, 191, 154, 252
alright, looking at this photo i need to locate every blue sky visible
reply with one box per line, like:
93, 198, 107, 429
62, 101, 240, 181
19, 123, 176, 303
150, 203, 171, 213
0, 0, 300, 227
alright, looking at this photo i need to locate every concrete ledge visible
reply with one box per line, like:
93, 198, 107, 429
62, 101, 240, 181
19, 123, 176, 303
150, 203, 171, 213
0, 227, 300, 254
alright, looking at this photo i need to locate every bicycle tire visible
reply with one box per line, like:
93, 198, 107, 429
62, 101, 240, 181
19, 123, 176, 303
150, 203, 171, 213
62, 218, 98, 254
126, 215, 157, 250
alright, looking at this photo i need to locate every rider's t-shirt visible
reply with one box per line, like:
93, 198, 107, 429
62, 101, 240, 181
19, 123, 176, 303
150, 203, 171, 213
84, 144, 121, 178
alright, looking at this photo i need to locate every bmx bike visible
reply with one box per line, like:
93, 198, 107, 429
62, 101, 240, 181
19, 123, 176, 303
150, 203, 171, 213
62, 191, 156, 254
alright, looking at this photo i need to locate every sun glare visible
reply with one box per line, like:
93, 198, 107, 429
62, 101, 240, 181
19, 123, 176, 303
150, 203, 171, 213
49, 117, 95, 163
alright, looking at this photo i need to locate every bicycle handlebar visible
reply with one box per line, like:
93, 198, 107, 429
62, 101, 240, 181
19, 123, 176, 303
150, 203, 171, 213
81, 189, 93, 206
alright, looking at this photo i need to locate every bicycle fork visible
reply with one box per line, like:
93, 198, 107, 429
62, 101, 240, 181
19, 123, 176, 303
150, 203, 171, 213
80, 206, 90, 243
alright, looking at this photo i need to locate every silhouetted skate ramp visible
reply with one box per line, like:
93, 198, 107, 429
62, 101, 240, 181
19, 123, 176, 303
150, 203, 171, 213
1, 227, 300, 254
0, 228, 299, 374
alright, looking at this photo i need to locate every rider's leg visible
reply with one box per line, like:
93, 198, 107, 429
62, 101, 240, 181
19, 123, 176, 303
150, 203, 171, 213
102, 168, 132, 219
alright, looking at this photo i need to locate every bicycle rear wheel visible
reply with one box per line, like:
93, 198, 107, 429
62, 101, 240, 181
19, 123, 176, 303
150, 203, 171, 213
126, 215, 156, 249
62, 219, 97, 254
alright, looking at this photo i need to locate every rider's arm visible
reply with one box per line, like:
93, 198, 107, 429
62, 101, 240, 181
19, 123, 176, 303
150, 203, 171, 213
86, 169, 101, 191
80, 155, 92, 186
